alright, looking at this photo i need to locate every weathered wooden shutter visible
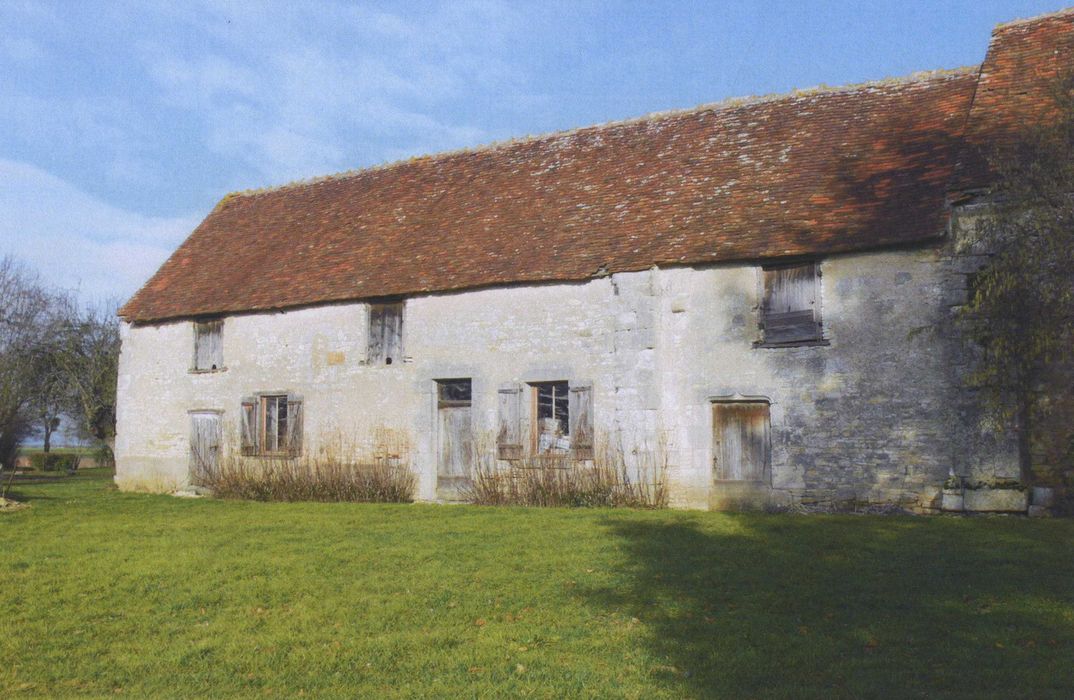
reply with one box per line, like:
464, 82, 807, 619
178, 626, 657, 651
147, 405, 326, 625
367, 302, 404, 365
286, 397, 303, 457
194, 320, 223, 370
367, 304, 385, 364
240, 398, 258, 456
569, 382, 594, 460
497, 383, 522, 460
762, 263, 821, 343
384, 303, 403, 365
208, 321, 223, 369
712, 402, 770, 482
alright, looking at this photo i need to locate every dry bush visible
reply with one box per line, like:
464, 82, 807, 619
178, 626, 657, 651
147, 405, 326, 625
195, 431, 416, 503
465, 433, 669, 509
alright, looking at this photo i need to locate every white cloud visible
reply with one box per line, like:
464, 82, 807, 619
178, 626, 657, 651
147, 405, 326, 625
133, 0, 530, 184
0, 159, 200, 304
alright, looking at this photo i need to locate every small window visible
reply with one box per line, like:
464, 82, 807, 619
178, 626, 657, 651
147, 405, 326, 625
241, 394, 303, 457
193, 319, 223, 371
367, 302, 404, 366
760, 262, 823, 345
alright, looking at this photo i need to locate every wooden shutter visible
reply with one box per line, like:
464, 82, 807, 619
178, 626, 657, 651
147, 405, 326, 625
762, 263, 821, 343
240, 398, 258, 456
384, 303, 403, 365
194, 320, 223, 370
367, 304, 385, 364
367, 302, 404, 365
497, 383, 522, 460
286, 397, 303, 457
712, 402, 770, 482
569, 382, 594, 460
208, 321, 223, 369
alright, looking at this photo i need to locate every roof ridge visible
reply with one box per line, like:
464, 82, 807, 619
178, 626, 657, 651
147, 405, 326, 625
993, 6, 1074, 32
228, 65, 978, 201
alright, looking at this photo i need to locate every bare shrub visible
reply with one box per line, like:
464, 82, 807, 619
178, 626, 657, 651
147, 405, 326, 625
195, 432, 416, 503
465, 433, 669, 508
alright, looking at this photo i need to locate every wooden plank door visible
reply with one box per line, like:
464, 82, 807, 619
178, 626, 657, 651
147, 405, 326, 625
712, 402, 770, 482
437, 379, 473, 498
189, 412, 221, 483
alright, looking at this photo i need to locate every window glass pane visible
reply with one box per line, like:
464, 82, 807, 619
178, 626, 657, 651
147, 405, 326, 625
533, 381, 571, 453
438, 379, 472, 402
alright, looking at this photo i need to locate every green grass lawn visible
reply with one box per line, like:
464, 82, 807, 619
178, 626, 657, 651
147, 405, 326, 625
2, 471, 1073, 698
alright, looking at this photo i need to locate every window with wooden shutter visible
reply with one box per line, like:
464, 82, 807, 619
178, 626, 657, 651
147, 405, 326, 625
240, 398, 257, 455
193, 319, 224, 371
367, 301, 404, 366
569, 382, 594, 460
497, 384, 522, 460
760, 262, 824, 345
712, 401, 770, 482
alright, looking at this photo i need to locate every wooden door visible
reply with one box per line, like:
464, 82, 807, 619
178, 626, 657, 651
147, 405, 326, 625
189, 412, 221, 483
437, 379, 473, 497
712, 402, 769, 482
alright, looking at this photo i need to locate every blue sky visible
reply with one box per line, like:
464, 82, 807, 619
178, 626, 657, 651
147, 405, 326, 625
0, 0, 1066, 304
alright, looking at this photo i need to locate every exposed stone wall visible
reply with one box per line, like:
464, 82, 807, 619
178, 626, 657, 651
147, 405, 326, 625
116, 224, 1020, 509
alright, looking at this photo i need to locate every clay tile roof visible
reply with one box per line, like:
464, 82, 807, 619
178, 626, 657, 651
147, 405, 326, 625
955, 8, 1074, 191
119, 10, 1074, 323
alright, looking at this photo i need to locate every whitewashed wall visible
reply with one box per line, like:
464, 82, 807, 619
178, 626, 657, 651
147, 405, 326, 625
115, 244, 1019, 507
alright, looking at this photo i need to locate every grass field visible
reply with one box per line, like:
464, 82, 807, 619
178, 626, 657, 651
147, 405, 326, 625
2, 470, 1073, 698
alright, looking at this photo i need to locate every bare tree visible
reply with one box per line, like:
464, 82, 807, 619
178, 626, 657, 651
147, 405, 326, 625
0, 256, 55, 473
55, 300, 120, 456
0, 255, 121, 486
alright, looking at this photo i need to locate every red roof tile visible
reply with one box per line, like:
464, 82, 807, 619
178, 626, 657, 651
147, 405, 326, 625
119, 10, 1074, 323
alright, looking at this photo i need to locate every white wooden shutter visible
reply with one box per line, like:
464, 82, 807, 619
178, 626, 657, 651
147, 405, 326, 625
569, 382, 594, 460
497, 383, 522, 460
240, 398, 258, 456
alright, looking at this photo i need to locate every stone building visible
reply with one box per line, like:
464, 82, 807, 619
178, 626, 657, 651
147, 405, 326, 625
115, 10, 1074, 511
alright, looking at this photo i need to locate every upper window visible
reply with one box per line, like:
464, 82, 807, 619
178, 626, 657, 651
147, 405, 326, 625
367, 301, 404, 366
240, 394, 304, 457
760, 262, 824, 345
193, 319, 223, 371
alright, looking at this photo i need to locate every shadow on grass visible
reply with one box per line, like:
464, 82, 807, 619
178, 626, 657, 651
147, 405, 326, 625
588, 514, 1074, 699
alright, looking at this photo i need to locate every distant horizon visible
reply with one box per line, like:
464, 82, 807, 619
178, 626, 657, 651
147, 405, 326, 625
1, 0, 1067, 305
